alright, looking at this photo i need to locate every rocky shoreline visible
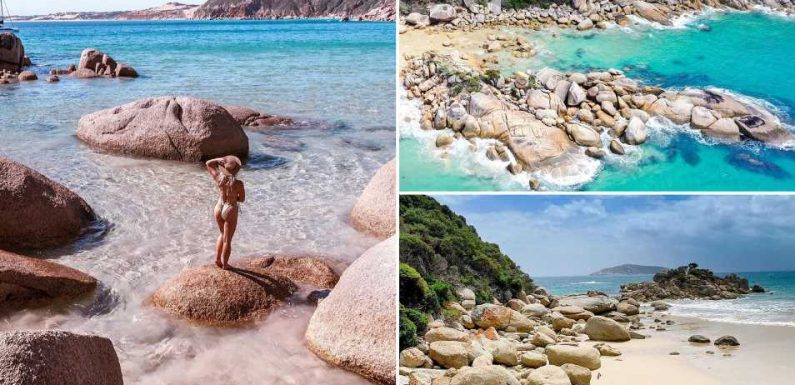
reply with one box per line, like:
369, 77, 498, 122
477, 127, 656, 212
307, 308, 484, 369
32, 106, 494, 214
399, 281, 758, 385
401, 45, 792, 188
400, 0, 794, 33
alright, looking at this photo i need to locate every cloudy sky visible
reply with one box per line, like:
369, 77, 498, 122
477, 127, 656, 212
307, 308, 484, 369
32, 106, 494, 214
7, 1, 199, 16
433, 195, 795, 277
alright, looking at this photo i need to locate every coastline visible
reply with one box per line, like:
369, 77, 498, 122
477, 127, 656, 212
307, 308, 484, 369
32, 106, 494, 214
398, 5, 795, 191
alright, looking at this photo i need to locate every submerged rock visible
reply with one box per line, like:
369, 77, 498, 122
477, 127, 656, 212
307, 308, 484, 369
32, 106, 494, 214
350, 159, 396, 239
0, 157, 96, 250
224, 105, 294, 128
305, 236, 396, 384
150, 262, 297, 326
0, 330, 123, 385
77, 96, 249, 162
0, 250, 97, 312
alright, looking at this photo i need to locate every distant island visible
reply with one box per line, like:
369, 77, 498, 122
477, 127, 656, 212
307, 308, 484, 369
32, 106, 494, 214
8, 1, 394, 22
590, 264, 669, 276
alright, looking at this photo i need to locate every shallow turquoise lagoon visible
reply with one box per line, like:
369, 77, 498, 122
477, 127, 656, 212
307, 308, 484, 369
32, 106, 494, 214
0, 20, 394, 385
400, 11, 795, 191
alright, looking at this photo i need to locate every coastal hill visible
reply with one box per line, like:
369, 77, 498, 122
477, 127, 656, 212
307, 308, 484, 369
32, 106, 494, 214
194, 0, 395, 21
399, 195, 534, 307
590, 264, 668, 276
9, 1, 394, 21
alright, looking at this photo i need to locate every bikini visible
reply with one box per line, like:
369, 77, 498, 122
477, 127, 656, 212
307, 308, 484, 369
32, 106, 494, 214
215, 176, 239, 220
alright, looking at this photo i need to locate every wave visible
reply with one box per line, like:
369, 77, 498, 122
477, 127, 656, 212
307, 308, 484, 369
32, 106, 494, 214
668, 298, 795, 327
398, 89, 601, 190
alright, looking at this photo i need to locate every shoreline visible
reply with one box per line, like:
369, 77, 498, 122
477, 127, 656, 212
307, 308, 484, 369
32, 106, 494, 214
398, 7, 795, 191
590, 311, 795, 385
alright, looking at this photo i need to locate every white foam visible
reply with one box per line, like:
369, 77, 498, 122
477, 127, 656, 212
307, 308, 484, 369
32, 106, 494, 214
668, 298, 795, 327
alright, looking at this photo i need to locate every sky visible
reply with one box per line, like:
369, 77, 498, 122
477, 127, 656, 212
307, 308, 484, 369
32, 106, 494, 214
432, 195, 795, 277
5, 1, 199, 16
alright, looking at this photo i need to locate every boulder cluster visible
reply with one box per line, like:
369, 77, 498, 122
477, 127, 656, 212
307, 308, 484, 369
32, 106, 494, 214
620, 264, 766, 302
399, 288, 655, 385
401, 0, 795, 33
402, 52, 792, 188
71, 48, 138, 79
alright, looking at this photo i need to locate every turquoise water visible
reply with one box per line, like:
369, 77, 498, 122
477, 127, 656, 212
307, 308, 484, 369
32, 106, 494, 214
400, 11, 795, 191
535, 271, 795, 326
0, 20, 394, 385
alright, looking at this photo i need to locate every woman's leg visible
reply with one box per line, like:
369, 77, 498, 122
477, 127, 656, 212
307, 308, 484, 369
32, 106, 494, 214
221, 209, 238, 269
214, 207, 225, 267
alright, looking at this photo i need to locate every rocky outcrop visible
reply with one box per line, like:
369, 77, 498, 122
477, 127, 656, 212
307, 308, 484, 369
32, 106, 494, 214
77, 96, 249, 162
0, 250, 97, 312
151, 260, 297, 326
306, 236, 396, 384
402, 52, 793, 189
224, 105, 294, 128
350, 159, 396, 239
194, 0, 395, 21
0, 157, 96, 250
633, 1, 672, 25
620, 264, 763, 302
73, 48, 138, 78
0, 33, 25, 73
0, 330, 123, 385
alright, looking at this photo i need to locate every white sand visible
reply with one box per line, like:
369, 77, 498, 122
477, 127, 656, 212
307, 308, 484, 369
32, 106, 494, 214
584, 313, 795, 385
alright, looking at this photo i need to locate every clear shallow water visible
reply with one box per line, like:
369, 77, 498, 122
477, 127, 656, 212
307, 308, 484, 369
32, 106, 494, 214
535, 271, 795, 327
399, 10, 795, 191
0, 20, 394, 385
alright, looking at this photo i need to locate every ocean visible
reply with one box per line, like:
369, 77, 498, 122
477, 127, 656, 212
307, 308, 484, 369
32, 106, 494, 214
399, 10, 795, 191
0, 20, 394, 385
534, 271, 795, 327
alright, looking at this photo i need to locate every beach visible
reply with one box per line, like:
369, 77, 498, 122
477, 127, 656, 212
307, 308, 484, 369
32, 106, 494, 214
591, 313, 795, 385
0, 19, 395, 385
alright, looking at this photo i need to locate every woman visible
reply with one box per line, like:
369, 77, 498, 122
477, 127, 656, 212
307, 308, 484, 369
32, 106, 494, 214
206, 155, 245, 269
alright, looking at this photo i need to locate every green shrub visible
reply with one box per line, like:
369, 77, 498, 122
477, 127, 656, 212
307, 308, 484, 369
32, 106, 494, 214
403, 306, 429, 332
399, 263, 439, 312
430, 280, 457, 305
399, 311, 418, 350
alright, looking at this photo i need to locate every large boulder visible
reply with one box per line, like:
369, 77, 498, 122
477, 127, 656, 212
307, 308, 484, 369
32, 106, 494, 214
350, 159, 396, 239
305, 236, 396, 384
1, 250, 97, 311
633, 1, 672, 26
0, 330, 123, 385
527, 365, 572, 385
584, 316, 631, 342
429, 341, 470, 369
0, 157, 95, 250
558, 295, 617, 314
545, 344, 601, 370
150, 261, 297, 326
450, 365, 521, 385
0, 33, 25, 73
429, 4, 456, 23
77, 97, 249, 162
472, 304, 534, 332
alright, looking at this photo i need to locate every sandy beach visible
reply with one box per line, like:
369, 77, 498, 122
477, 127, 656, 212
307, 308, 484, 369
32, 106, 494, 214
588, 313, 795, 385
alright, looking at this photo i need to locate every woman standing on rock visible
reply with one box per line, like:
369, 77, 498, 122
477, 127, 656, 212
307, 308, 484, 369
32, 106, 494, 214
206, 155, 245, 269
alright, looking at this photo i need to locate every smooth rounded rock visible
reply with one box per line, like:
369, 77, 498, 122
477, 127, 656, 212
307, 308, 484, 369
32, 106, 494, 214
584, 316, 631, 342
545, 344, 601, 370
77, 96, 249, 162
0, 157, 95, 250
0, 330, 123, 385
350, 159, 396, 239
305, 236, 396, 384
